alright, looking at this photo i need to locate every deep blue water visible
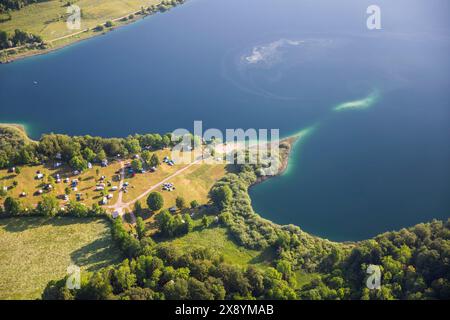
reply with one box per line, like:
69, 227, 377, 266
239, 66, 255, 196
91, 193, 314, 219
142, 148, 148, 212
1, 0, 449, 240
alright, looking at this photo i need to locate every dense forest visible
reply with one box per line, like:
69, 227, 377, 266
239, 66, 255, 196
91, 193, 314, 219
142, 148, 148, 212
0, 29, 42, 49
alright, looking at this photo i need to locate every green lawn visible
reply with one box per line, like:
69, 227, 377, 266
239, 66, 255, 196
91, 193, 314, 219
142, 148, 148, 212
164, 227, 274, 268
0, 217, 122, 299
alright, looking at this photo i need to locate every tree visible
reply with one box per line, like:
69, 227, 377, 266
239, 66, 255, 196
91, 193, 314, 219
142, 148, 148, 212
47, 175, 55, 186
188, 278, 214, 300
246, 266, 265, 297
210, 185, 232, 209
105, 20, 113, 28
77, 271, 113, 300
14, 167, 21, 174
82, 147, 96, 162
276, 260, 295, 285
131, 159, 143, 172
201, 215, 209, 228
97, 149, 107, 162
149, 153, 160, 167
3, 196, 21, 215
69, 155, 88, 171
0, 30, 8, 49
125, 139, 141, 154
182, 213, 194, 234
136, 217, 146, 240
175, 196, 186, 210
164, 278, 189, 300
112, 260, 136, 293
155, 210, 175, 237
65, 186, 71, 195
141, 150, 152, 165
67, 201, 89, 217
134, 200, 143, 216
36, 194, 59, 216
147, 192, 164, 211
190, 200, 199, 209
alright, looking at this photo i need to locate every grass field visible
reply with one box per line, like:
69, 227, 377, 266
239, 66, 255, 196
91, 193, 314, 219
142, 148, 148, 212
0, 217, 122, 299
164, 227, 274, 268
0, 0, 162, 40
122, 149, 227, 209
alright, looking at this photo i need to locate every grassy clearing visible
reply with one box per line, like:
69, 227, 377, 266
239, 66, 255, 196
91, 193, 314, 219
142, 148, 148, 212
163, 227, 273, 268
122, 149, 227, 209
0, 161, 123, 209
0, 0, 162, 40
294, 270, 320, 289
0, 216, 122, 299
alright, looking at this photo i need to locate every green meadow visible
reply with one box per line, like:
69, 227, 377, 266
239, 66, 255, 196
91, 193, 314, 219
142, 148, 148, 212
0, 217, 122, 299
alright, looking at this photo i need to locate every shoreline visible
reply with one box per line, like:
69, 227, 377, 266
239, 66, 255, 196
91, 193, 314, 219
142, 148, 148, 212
252, 135, 299, 186
0, 1, 186, 64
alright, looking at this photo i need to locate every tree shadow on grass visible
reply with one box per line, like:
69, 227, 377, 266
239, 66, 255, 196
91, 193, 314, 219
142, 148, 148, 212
70, 232, 122, 272
0, 216, 103, 233
223, 228, 275, 265
249, 246, 276, 264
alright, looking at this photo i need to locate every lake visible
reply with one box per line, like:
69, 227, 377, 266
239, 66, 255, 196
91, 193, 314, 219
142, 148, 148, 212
0, 0, 449, 241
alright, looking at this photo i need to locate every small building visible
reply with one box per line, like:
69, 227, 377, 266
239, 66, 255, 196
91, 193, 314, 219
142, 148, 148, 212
101, 159, 108, 167
87, 162, 93, 169
112, 211, 119, 219
111, 186, 118, 191
20, 192, 26, 197
107, 193, 113, 199
101, 197, 108, 205
36, 173, 44, 180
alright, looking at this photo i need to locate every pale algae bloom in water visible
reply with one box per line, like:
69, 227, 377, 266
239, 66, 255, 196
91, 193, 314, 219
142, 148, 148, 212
333, 90, 381, 112
244, 39, 304, 66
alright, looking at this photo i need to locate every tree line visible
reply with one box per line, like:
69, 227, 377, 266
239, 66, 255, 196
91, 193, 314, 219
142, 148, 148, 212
0, 126, 174, 170
0, 29, 42, 49
0, 0, 39, 13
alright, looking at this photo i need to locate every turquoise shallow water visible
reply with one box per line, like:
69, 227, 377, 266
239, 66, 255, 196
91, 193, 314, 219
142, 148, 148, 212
0, 0, 449, 240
